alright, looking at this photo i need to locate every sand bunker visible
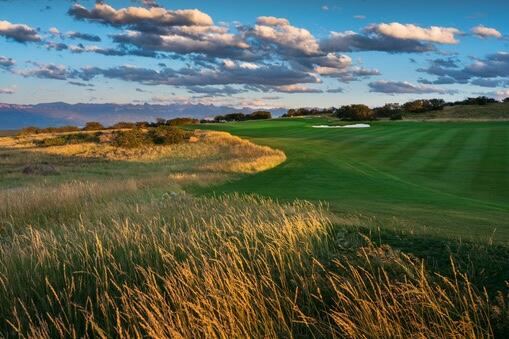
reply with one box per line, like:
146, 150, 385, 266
312, 124, 370, 129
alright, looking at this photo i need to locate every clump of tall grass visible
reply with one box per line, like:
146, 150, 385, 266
0, 194, 494, 338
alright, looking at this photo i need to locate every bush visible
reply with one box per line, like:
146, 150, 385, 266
112, 126, 191, 148
18, 126, 81, 136
504, 98, 509, 103
149, 125, 192, 145
454, 96, 498, 106
166, 118, 200, 126
18, 126, 40, 136
249, 111, 272, 120
110, 122, 135, 129
374, 103, 402, 118
34, 132, 102, 147
112, 128, 151, 148
83, 122, 105, 131
336, 104, 375, 121
283, 108, 334, 117
403, 99, 445, 113
135, 121, 150, 128
390, 113, 403, 120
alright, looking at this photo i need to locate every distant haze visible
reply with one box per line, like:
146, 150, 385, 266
0, 102, 287, 129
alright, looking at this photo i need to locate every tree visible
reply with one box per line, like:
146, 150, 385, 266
249, 111, 272, 120
110, 122, 135, 129
336, 104, 375, 121
374, 103, 402, 118
504, 97, 509, 103
166, 117, 199, 126
82, 121, 104, 131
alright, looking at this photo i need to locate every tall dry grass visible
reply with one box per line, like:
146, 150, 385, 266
1, 130, 286, 170
0, 193, 493, 338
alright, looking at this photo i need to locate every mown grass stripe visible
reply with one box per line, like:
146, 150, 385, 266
471, 126, 509, 202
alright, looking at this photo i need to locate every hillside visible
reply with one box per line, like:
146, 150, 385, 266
405, 102, 509, 120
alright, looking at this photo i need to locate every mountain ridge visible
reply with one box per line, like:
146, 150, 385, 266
0, 102, 287, 129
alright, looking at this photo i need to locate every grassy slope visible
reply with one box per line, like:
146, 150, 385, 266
407, 102, 509, 120
195, 118, 509, 242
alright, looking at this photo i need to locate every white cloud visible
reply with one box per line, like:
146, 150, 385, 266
49, 27, 60, 36
275, 84, 322, 93
69, 3, 213, 27
369, 22, 460, 44
252, 16, 320, 55
0, 20, 41, 42
471, 25, 502, 39
0, 87, 15, 94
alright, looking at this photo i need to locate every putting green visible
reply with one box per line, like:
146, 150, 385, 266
195, 118, 509, 242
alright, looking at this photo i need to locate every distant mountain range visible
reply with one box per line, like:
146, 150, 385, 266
0, 102, 287, 130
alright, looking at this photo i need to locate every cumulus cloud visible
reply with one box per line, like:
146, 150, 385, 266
274, 84, 322, 93
418, 52, 509, 84
321, 22, 461, 54
368, 23, 460, 44
49, 27, 60, 36
67, 31, 102, 42
186, 85, 245, 96
470, 78, 508, 88
0, 56, 15, 69
320, 30, 436, 53
250, 16, 320, 56
327, 87, 344, 93
0, 87, 15, 94
368, 80, 457, 94
17, 63, 74, 80
82, 63, 319, 87
112, 26, 250, 58
0, 20, 41, 43
68, 3, 213, 29
471, 25, 502, 39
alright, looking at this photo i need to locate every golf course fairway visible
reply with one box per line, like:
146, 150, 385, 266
196, 118, 509, 242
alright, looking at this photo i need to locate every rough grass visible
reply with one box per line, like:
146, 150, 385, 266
0, 127, 506, 337
0, 193, 496, 338
0, 129, 286, 166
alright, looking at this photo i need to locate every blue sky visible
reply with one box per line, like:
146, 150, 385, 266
0, 0, 508, 108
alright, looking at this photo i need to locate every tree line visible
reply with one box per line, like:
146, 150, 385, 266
283, 96, 509, 121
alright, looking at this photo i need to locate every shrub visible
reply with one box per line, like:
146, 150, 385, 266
283, 108, 333, 117
336, 104, 375, 121
34, 132, 102, 147
83, 121, 105, 131
249, 111, 272, 120
18, 126, 81, 136
112, 128, 151, 148
374, 103, 402, 118
390, 113, 403, 120
224, 113, 247, 121
504, 97, 509, 103
17, 126, 40, 136
149, 125, 191, 145
403, 99, 445, 113
454, 96, 498, 106
135, 121, 150, 128
166, 118, 200, 126
110, 122, 135, 129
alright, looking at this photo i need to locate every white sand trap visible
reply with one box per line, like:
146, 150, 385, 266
312, 123, 370, 129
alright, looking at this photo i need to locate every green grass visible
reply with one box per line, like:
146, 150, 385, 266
194, 118, 509, 243
407, 102, 509, 120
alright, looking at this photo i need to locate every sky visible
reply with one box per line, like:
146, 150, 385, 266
0, 0, 508, 109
